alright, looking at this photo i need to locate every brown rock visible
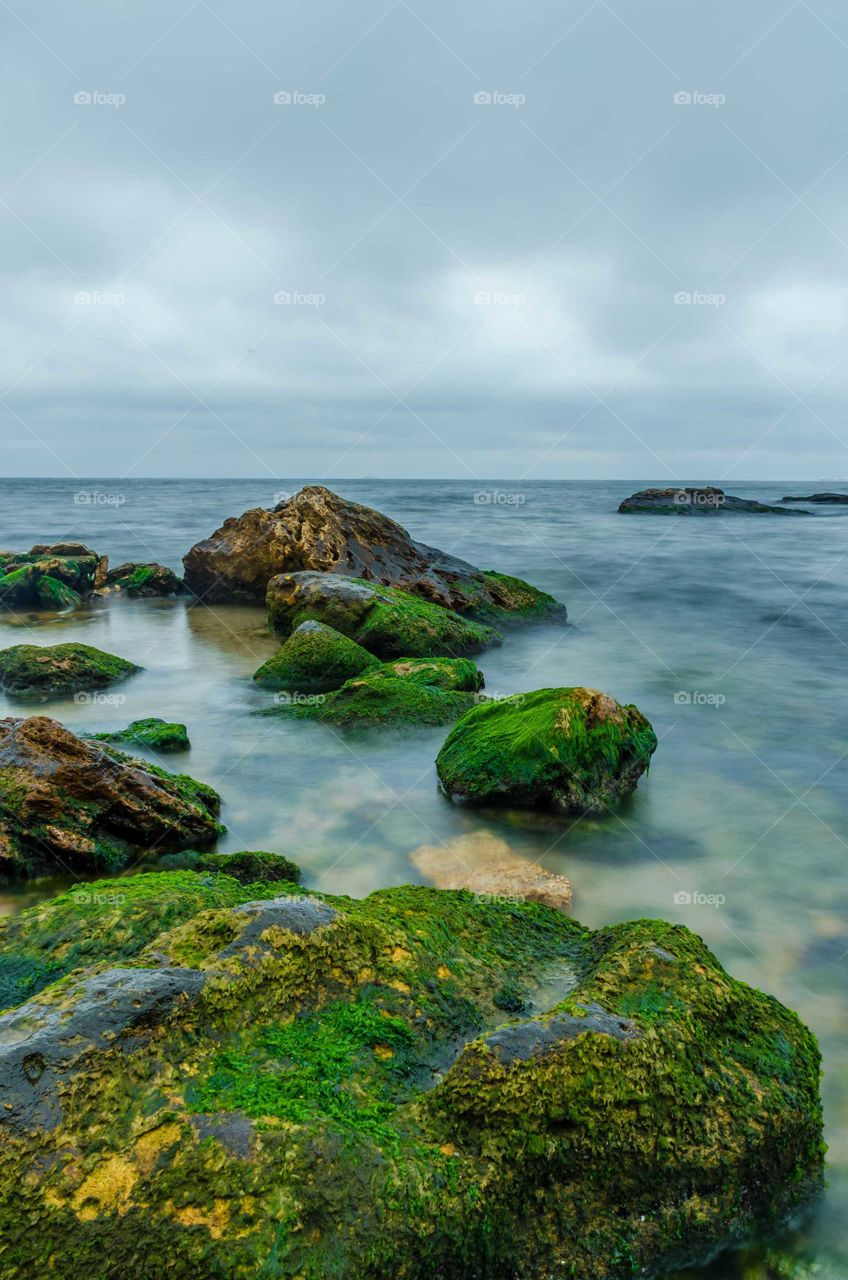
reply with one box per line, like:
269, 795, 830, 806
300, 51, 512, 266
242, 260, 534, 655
183, 485, 563, 618
0, 716, 223, 878
410, 832, 571, 911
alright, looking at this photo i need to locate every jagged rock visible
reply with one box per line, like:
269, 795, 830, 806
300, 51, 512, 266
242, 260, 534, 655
0, 874, 823, 1279
437, 687, 657, 815
411, 832, 571, 910
0, 643, 140, 699
194, 850, 300, 885
618, 487, 804, 515
0, 716, 223, 878
183, 485, 564, 619
266, 571, 500, 658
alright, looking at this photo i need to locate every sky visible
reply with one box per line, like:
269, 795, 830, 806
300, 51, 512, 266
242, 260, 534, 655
2, 0, 848, 480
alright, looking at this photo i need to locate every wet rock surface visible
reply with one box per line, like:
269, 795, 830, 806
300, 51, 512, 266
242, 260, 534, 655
619, 486, 805, 514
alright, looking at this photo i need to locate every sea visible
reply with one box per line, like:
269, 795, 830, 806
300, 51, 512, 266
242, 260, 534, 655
2, 477, 847, 1278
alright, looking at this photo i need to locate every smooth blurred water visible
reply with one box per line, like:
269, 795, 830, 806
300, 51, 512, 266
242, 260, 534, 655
2, 477, 847, 1277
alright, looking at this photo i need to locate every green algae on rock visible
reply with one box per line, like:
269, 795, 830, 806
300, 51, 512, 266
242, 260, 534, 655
0, 543, 105, 612
253, 619, 380, 691
261, 656, 486, 728
91, 718, 190, 753
194, 849, 300, 885
0, 876, 823, 1279
0, 643, 140, 700
437, 686, 658, 814
266, 571, 500, 658
0, 716, 223, 879
100, 562, 186, 597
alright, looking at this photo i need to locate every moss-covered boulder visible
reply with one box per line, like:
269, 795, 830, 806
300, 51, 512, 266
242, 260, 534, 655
100, 563, 185, 597
262, 657, 486, 728
0, 876, 822, 1278
267, 571, 500, 658
437, 687, 657, 814
91, 718, 190, 753
253, 620, 379, 691
0, 543, 106, 611
0, 716, 223, 878
0, 643, 140, 700
194, 849, 300, 885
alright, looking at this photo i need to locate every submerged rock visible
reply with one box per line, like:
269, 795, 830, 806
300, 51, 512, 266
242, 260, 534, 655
253, 619, 380, 691
0, 543, 106, 611
194, 849, 300, 885
91, 718, 190, 753
781, 492, 848, 504
266, 571, 500, 658
411, 831, 571, 910
0, 874, 823, 1278
436, 687, 657, 814
0, 642, 140, 699
183, 484, 565, 619
100, 562, 186, 597
619, 487, 804, 515
0, 716, 223, 878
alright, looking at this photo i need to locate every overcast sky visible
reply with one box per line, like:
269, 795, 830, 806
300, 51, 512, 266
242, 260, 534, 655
2, 0, 847, 479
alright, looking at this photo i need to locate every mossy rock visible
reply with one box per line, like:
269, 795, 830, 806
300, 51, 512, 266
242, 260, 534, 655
437, 687, 658, 814
194, 850, 301, 885
0, 716, 223, 879
262, 657, 486, 728
91, 718, 190, 753
253, 620, 380, 691
102, 563, 185, 597
0, 545, 102, 612
454, 570, 566, 623
0, 643, 140, 700
266, 571, 501, 658
0, 877, 823, 1278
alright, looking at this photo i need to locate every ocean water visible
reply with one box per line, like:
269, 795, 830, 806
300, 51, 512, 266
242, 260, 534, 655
2, 477, 847, 1277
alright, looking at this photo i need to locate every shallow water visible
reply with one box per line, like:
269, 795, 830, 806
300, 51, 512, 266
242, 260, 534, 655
2, 477, 847, 1276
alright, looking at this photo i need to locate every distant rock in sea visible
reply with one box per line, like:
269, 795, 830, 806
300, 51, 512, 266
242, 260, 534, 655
781, 492, 848, 504
618, 486, 805, 514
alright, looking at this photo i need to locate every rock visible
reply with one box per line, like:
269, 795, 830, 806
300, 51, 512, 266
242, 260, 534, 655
267, 670, 481, 729
91, 718, 190, 753
0, 875, 823, 1278
618, 487, 805, 515
436, 687, 657, 814
100, 562, 186, 597
194, 849, 300, 885
266, 572, 500, 658
0, 643, 140, 700
0, 716, 223, 878
411, 832, 571, 910
252, 620, 380, 691
781, 492, 848, 504
0, 543, 106, 611
183, 485, 565, 618
377, 656, 484, 692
